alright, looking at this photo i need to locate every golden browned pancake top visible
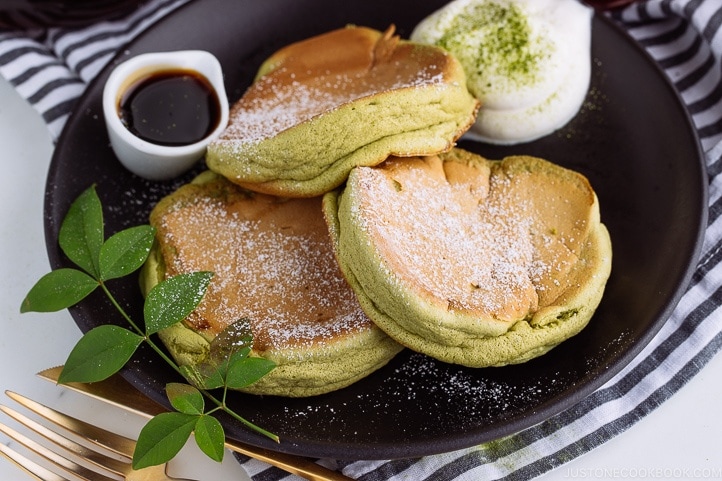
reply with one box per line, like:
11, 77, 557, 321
216, 25, 460, 145
351, 154, 596, 322
155, 185, 372, 352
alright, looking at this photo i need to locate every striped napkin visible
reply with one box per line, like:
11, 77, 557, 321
2, 1, 721, 479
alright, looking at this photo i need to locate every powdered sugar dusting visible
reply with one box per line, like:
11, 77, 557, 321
258, 324, 632, 441
271, 352, 570, 438
217, 64, 447, 146
159, 193, 370, 352
353, 157, 583, 321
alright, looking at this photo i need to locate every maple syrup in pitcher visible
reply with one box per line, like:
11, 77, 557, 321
118, 69, 222, 146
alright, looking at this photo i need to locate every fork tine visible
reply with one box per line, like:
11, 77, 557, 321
0, 442, 71, 481
0, 421, 116, 481
1, 404, 129, 476
6, 390, 136, 458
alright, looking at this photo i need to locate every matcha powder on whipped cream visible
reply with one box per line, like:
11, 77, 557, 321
411, 0, 593, 145
435, 2, 550, 98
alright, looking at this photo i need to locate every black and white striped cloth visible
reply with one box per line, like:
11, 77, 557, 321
0, 0, 191, 139
2, 1, 722, 479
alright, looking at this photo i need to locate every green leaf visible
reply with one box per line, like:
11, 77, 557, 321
166, 383, 204, 415
133, 412, 198, 469
194, 415, 225, 462
144, 271, 213, 335
207, 319, 253, 365
58, 325, 143, 383
179, 319, 266, 390
20, 268, 98, 313
59, 186, 104, 278
226, 356, 276, 389
99, 225, 156, 281
180, 364, 224, 390
181, 349, 249, 391
27, 183, 281, 465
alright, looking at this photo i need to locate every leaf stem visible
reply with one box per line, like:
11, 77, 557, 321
99, 282, 184, 377
100, 281, 279, 443
43, 187, 280, 465
206, 391, 280, 442
99, 282, 138, 330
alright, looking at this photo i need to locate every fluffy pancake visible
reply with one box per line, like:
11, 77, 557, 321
323, 149, 612, 367
142, 171, 402, 397
206, 25, 480, 197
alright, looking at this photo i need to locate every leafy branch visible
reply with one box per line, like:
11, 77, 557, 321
21, 185, 277, 468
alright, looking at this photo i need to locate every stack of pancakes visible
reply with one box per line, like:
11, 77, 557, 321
143, 25, 612, 397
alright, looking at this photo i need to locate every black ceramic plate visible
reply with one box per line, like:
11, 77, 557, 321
45, 0, 707, 460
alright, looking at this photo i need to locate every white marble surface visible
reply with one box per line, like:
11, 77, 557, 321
1, 72, 722, 481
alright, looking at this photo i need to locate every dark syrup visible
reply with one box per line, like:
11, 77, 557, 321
119, 69, 221, 146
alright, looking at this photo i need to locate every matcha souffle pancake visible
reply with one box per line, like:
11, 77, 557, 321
142, 171, 402, 397
206, 25, 479, 197
323, 149, 612, 367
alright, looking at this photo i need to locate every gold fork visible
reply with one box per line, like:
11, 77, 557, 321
0, 391, 193, 481
36, 368, 353, 481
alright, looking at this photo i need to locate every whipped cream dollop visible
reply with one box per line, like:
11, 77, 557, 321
411, 0, 593, 145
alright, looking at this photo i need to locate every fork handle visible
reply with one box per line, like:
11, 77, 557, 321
225, 445, 350, 481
